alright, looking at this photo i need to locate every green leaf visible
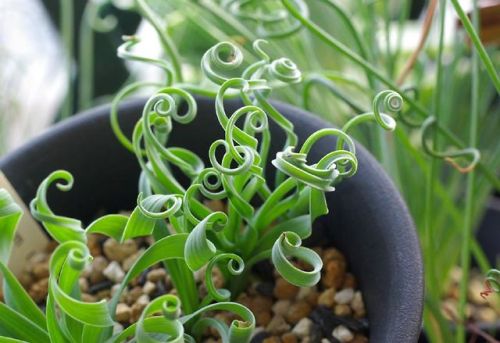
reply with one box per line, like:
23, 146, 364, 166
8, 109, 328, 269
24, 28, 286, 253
0, 302, 49, 343
0, 262, 46, 329
109, 234, 188, 312
29, 171, 86, 244
85, 214, 129, 241
0, 189, 23, 265
121, 194, 182, 242
49, 241, 114, 328
185, 212, 227, 271
272, 231, 322, 287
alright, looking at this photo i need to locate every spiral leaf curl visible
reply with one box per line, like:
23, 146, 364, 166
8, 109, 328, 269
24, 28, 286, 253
486, 269, 500, 293
205, 253, 244, 301
221, 0, 309, 38
30, 171, 86, 244
421, 116, 480, 173
272, 231, 323, 287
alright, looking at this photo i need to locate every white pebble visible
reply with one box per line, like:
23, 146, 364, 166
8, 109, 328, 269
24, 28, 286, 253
332, 325, 354, 342
334, 288, 354, 304
103, 261, 125, 283
292, 317, 313, 338
143, 281, 156, 295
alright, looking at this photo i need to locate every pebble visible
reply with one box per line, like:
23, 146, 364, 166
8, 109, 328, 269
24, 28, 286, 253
256, 311, 272, 327
103, 239, 137, 263
89, 256, 109, 284
115, 303, 132, 322
468, 278, 488, 305
318, 288, 336, 307
332, 325, 354, 342
131, 294, 149, 322
32, 262, 49, 279
343, 273, 357, 289
126, 286, 143, 305
29, 277, 48, 303
272, 299, 291, 316
321, 339, 331, 343
274, 278, 299, 300
266, 315, 290, 335
79, 278, 89, 293
103, 261, 125, 283
250, 330, 270, 343
262, 337, 280, 343
322, 248, 345, 264
334, 304, 352, 316
351, 291, 365, 317
281, 333, 297, 343
475, 306, 497, 323
122, 249, 144, 272
147, 268, 167, 282
334, 288, 354, 305
142, 281, 156, 295
285, 301, 312, 324
81, 293, 97, 302
322, 260, 346, 289
291, 317, 313, 338
87, 234, 102, 257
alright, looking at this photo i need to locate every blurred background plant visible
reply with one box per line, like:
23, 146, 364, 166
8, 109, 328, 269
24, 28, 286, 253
0, 0, 499, 341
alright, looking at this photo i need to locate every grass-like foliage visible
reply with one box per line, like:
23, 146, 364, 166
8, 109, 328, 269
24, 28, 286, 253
0, 36, 403, 342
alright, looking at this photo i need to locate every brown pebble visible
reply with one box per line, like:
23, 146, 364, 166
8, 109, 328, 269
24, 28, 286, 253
29, 277, 48, 303
263, 337, 281, 343
250, 295, 273, 313
89, 256, 109, 284
285, 301, 312, 324
322, 260, 346, 289
103, 239, 137, 263
272, 300, 291, 316
343, 273, 357, 289
79, 278, 89, 293
81, 293, 97, 302
115, 303, 132, 322
87, 234, 102, 257
267, 315, 290, 335
18, 272, 34, 289
318, 288, 336, 308
126, 286, 143, 305
350, 334, 369, 343
147, 268, 167, 283
130, 295, 149, 322
32, 262, 49, 280
45, 240, 58, 253
256, 311, 273, 326
281, 333, 297, 343
274, 278, 299, 300
322, 248, 345, 264
334, 304, 352, 316
143, 281, 156, 295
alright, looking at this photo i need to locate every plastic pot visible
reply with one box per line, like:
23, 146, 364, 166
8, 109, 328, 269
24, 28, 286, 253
0, 96, 424, 342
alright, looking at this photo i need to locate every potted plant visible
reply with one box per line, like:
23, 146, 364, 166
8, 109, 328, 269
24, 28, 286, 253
0, 37, 423, 342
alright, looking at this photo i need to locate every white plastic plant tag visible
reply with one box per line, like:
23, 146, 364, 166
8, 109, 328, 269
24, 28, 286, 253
0, 172, 49, 279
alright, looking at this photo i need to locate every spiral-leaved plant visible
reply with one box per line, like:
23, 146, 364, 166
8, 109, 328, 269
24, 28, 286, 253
0, 35, 404, 342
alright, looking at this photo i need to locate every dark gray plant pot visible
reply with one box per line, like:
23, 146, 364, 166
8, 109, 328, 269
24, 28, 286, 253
0, 97, 424, 342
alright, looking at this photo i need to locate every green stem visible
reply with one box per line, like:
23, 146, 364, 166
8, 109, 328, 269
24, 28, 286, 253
78, 3, 94, 110
135, 0, 183, 83
60, 0, 74, 119
450, 0, 500, 93
457, 1, 479, 341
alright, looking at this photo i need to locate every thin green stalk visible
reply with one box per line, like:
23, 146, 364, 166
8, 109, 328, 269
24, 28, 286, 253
450, 0, 500, 93
78, 4, 94, 111
281, 0, 500, 190
60, 0, 74, 119
136, 0, 183, 83
457, 1, 479, 340
423, 2, 447, 340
